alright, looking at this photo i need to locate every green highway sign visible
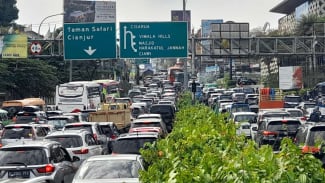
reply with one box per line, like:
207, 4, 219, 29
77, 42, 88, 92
64, 23, 116, 60
119, 22, 188, 58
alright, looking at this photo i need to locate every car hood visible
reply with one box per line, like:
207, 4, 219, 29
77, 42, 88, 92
72, 178, 140, 183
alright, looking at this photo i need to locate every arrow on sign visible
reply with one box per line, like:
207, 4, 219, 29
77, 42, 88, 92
84, 46, 96, 56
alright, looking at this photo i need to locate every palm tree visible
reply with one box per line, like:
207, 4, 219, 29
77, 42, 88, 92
295, 14, 323, 36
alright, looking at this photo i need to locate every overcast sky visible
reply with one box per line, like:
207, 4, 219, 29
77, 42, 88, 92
16, 0, 284, 35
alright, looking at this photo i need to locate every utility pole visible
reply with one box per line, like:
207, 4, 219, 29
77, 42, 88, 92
183, 0, 188, 89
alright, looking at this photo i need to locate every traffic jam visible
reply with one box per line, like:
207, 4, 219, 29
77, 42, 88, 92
1, 65, 325, 182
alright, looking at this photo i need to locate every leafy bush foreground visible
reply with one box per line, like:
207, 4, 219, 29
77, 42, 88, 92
140, 94, 325, 182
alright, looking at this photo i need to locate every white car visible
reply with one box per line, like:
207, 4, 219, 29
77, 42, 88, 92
45, 129, 104, 164
72, 154, 144, 183
229, 112, 257, 139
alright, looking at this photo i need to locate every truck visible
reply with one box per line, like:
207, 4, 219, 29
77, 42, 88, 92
88, 103, 131, 130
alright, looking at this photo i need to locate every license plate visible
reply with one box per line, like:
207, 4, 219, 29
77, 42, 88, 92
8, 170, 30, 178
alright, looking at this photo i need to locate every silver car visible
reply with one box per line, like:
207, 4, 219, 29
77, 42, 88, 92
0, 140, 80, 183
45, 130, 103, 164
72, 154, 144, 183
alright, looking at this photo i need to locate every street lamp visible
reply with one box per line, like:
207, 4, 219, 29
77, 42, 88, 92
38, 12, 65, 36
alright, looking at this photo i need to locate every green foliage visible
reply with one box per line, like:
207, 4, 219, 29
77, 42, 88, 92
140, 102, 325, 182
0, 59, 58, 98
0, 0, 19, 26
176, 91, 192, 110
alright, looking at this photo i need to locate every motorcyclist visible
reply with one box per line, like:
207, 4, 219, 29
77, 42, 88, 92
310, 106, 322, 122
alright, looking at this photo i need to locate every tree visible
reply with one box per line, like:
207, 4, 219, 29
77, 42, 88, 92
0, 0, 19, 26
0, 59, 59, 99
294, 14, 324, 36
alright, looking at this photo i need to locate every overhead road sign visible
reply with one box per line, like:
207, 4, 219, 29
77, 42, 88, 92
63, 23, 116, 60
119, 22, 188, 58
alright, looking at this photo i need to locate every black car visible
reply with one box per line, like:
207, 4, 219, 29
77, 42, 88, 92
284, 95, 302, 108
254, 118, 301, 151
149, 104, 176, 132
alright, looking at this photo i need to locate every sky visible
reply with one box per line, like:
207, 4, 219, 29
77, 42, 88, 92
16, 0, 285, 36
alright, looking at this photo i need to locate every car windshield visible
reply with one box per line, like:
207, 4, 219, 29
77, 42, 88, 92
234, 115, 256, 122
0, 147, 48, 166
45, 135, 83, 148
231, 105, 250, 113
308, 127, 325, 146
113, 137, 157, 154
267, 121, 301, 132
2, 127, 33, 139
76, 160, 141, 179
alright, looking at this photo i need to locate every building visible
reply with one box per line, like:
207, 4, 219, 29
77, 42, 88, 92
270, 0, 325, 34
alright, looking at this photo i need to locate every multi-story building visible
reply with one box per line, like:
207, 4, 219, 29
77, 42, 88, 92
271, 0, 325, 34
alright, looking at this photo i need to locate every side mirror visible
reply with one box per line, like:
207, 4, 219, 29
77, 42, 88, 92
72, 156, 80, 162
252, 127, 258, 131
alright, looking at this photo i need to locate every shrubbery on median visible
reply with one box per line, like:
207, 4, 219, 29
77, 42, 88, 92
140, 93, 325, 182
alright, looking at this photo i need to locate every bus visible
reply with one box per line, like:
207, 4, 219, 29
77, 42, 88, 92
167, 66, 184, 83
55, 81, 101, 113
92, 79, 120, 102
1, 98, 46, 118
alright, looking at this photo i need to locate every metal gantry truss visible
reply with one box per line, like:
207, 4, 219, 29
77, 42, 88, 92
192, 36, 325, 58
29, 36, 325, 59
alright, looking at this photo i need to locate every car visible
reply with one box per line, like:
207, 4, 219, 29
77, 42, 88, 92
112, 132, 159, 154
98, 122, 120, 153
15, 111, 47, 124
284, 95, 302, 108
284, 108, 306, 123
63, 122, 109, 154
45, 129, 104, 164
46, 110, 63, 118
130, 118, 168, 137
253, 118, 301, 151
229, 112, 257, 139
0, 140, 80, 182
0, 124, 49, 147
295, 122, 325, 166
297, 101, 317, 119
257, 109, 291, 124
63, 112, 85, 122
149, 104, 176, 132
72, 154, 144, 183
47, 115, 78, 131
137, 113, 163, 120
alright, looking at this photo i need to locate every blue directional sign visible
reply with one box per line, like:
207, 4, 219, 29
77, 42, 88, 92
64, 23, 116, 60
119, 22, 188, 58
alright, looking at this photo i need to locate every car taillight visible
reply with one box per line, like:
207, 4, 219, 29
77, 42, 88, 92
302, 146, 320, 154
263, 131, 278, 136
93, 134, 98, 141
301, 116, 307, 121
32, 117, 39, 122
111, 134, 117, 140
37, 164, 55, 173
73, 148, 89, 154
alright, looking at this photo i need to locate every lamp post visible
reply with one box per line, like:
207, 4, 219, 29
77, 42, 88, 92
183, 0, 188, 89
38, 13, 65, 36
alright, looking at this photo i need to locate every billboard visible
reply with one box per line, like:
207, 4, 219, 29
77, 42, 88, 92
64, 0, 116, 23
201, 19, 223, 38
279, 66, 303, 90
1, 34, 28, 59
171, 10, 191, 35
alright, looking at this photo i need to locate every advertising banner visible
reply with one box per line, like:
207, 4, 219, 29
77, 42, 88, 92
1, 34, 28, 59
279, 66, 303, 90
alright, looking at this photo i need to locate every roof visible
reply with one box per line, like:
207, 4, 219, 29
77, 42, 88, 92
232, 112, 257, 116
1, 140, 59, 149
132, 118, 162, 123
270, 0, 308, 14
117, 132, 159, 139
86, 154, 141, 162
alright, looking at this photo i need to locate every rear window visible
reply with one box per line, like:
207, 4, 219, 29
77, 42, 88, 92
131, 122, 161, 128
307, 127, 325, 146
284, 97, 302, 103
0, 147, 48, 165
45, 135, 83, 148
113, 137, 157, 154
150, 106, 173, 114
262, 113, 290, 119
267, 121, 301, 132
2, 126, 33, 139
64, 125, 93, 134
234, 115, 256, 122
16, 113, 37, 123
287, 111, 303, 117
48, 119, 68, 130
